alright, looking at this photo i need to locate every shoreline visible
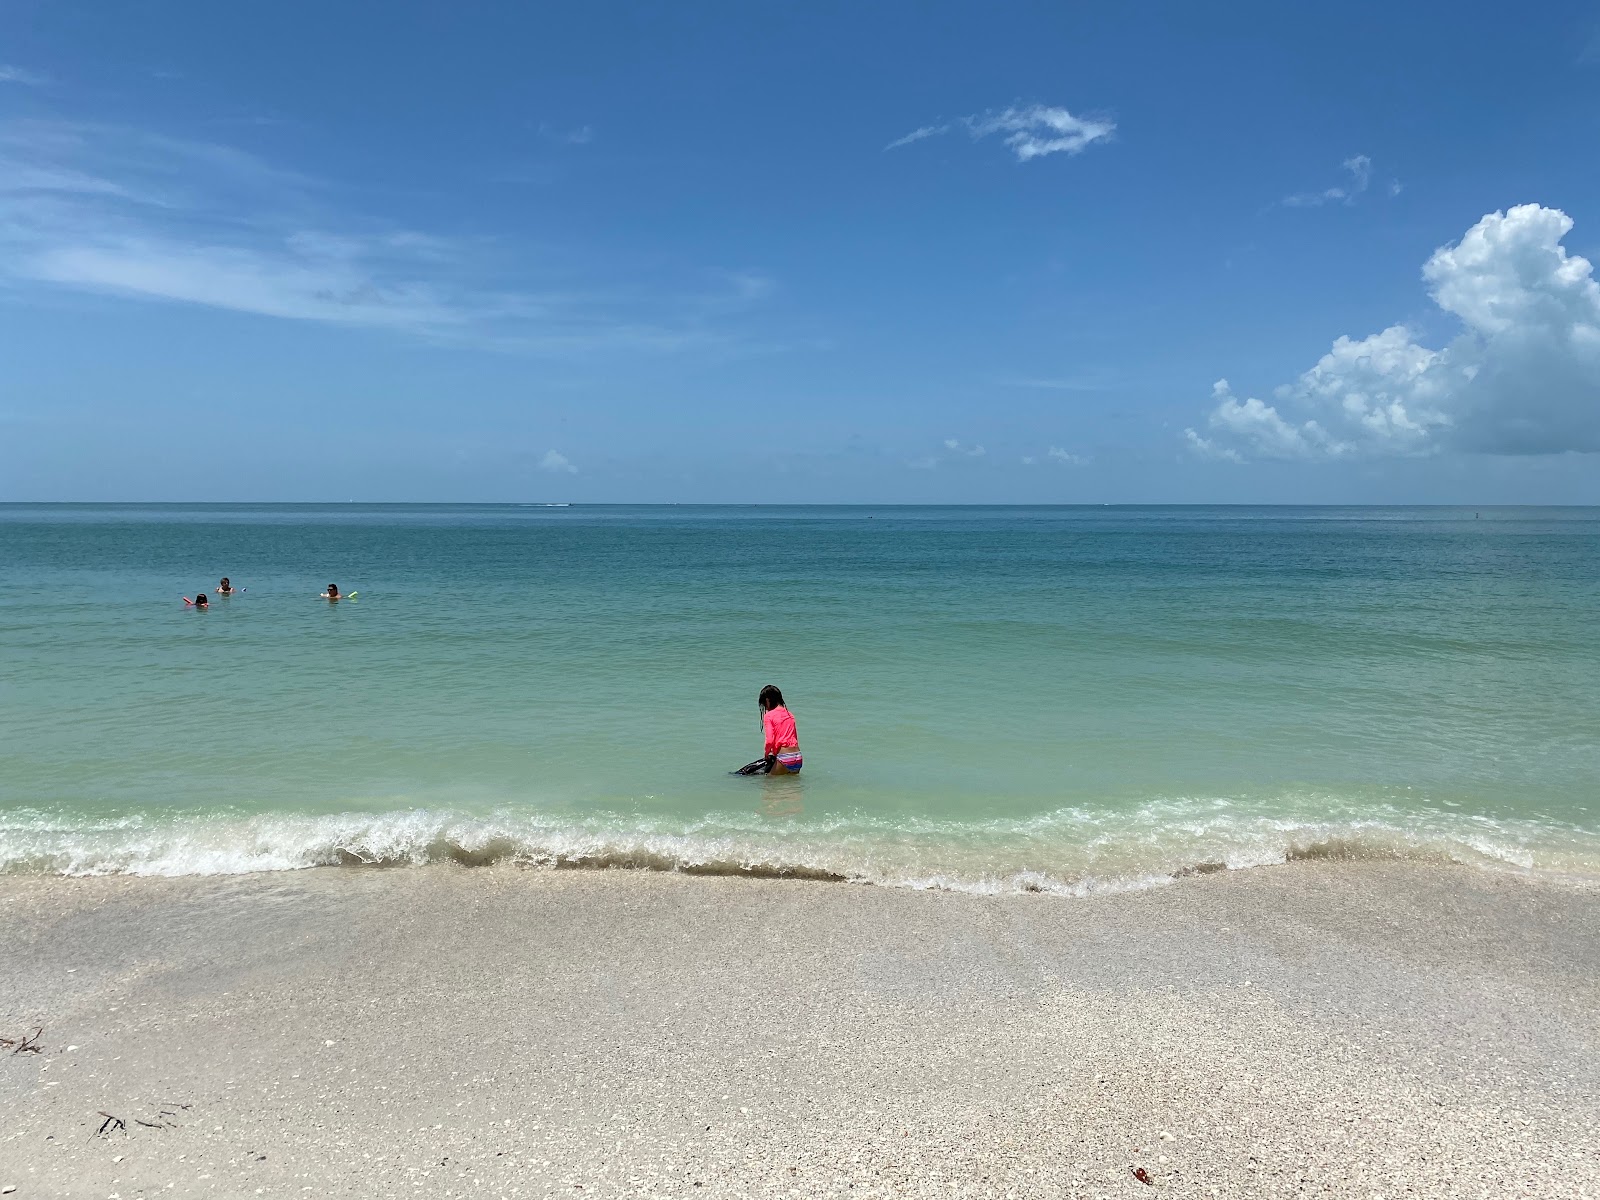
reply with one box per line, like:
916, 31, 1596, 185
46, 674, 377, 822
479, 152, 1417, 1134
5, 800, 1597, 897
3, 860, 1598, 1197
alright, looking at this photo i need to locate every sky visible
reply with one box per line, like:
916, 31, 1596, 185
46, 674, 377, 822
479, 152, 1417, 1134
3, 0, 1600, 503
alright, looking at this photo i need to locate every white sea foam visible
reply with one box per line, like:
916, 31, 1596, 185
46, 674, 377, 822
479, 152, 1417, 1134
2, 798, 1596, 895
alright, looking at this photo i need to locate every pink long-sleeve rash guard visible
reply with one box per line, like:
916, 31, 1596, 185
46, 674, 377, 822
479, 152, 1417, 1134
763, 706, 799, 755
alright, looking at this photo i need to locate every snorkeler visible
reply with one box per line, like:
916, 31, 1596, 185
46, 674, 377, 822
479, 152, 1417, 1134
734, 684, 803, 775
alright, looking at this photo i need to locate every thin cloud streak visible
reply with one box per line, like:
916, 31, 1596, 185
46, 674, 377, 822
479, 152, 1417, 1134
1280, 155, 1399, 209
887, 104, 1115, 162
995, 373, 1122, 392
0, 65, 48, 86
538, 121, 595, 146
0, 118, 770, 353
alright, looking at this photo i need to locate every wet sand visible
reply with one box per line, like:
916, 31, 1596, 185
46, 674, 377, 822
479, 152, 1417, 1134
1, 861, 1597, 1198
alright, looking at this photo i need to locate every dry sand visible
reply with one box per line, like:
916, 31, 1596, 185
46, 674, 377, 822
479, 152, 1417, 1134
1, 861, 1597, 1198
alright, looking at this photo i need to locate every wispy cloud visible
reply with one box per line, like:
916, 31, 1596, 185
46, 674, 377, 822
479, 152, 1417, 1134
1281, 155, 1400, 209
1581, 27, 1600, 65
538, 122, 594, 146
995, 371, 1120, 392
887, 104, 1115, 162
0, 118, 769, 352
884, 125, 944, 151
1283, 155, 1370, 207
538, 450, 578, 474
909, 438, 988, 468
1021, 445, 1087, 465
0, 65, 48, 86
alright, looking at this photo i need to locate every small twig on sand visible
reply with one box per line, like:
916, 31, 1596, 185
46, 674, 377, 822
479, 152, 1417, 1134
153, 1100, 192, 1128
3, 1027, 45, 1055
134, 1119, 164, 1129
95, 1112, 127, 1137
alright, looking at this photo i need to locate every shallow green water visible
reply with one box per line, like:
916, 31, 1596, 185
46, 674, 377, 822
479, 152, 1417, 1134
2, 504, 1596, 892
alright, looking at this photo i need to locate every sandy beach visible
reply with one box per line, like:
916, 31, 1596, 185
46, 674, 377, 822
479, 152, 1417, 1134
2, 862, 1597, 1199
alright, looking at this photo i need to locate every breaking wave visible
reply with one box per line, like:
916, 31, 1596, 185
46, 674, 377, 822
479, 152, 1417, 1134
2, 798, 1596, 896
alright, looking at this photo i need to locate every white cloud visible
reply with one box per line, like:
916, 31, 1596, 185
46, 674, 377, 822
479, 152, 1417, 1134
1283, 155, 1374, 207
0, 65, 47, 86
884, 125, 943, 150
1183, 428, 1242, 463
538, 122, 594, 146
1186, 204, 1600, 459
996, 373, 1119, 392
914, 440, 986, 468
1022, 445, 1086, 465
538, 450, 578, 474
887, 104, 1114, 162
0, 119, 769, 352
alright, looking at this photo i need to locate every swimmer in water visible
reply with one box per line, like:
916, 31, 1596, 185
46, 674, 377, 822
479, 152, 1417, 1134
320, 583, 341, 601
182, 592, 209, 608
735, 684, 803, 775
216, 577, 238, 595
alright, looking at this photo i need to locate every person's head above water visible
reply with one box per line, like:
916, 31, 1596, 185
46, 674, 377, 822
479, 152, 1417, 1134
758, 684, 786, 712
327, 583, 339, 597
194, 592, 208, 607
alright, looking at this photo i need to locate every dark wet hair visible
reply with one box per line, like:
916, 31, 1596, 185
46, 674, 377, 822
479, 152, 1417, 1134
220, 577, 230, 588
758, 684, 785, 711
195, 592, 208, 606
328, 583, 338, 593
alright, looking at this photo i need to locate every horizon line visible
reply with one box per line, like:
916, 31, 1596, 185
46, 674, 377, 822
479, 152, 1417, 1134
1, 501, 1593, 509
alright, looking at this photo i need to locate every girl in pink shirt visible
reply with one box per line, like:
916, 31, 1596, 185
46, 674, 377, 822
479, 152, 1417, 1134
736, 684, 803, 775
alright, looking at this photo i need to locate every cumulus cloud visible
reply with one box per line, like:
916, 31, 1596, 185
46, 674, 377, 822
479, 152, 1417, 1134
887, 104, 1114, 162
538, 450, 578, 474
1186, 204, 1600, 460
944, 438, 986, 457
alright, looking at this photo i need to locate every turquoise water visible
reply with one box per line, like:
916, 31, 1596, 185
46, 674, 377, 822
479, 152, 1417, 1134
2, 504, 1597, 892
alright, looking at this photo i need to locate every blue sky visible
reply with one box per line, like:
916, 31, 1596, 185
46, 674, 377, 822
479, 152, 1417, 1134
4, 0, 1600, 502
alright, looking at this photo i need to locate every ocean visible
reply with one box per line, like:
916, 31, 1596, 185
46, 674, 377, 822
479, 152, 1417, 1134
2, 504, 1596, 894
